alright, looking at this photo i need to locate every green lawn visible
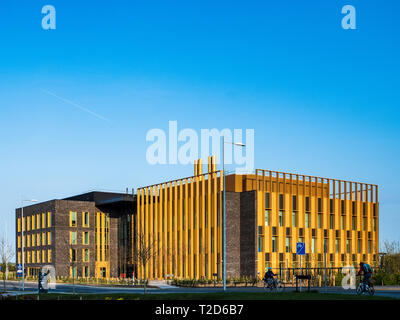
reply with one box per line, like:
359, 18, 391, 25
15, 291, 392, 300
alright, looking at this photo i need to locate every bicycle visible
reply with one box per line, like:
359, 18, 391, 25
356, 275, 375, 296
263, 278, 285, 292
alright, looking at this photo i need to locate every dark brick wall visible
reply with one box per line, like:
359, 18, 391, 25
54, 200, 97, 278
16, 199, 120, 278
239, 191, 257, 277
226, 191, 257, 278
15, 200, 56, 272
226, 192, 241, 278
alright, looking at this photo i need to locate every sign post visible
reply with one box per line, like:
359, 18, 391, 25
296, 242, 306, 292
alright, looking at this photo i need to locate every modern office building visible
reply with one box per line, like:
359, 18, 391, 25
15, 157, 379, 280
15, 191, 136, 278
136, 156, 379, 280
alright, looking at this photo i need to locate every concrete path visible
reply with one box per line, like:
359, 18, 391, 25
2, 280, 400, 299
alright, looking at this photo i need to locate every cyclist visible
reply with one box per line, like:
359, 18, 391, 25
357, 262, 373, 289
263, 267, 277, 288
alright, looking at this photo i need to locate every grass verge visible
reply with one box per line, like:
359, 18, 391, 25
13, 291, 393, 301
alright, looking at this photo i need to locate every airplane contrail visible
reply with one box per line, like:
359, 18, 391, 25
41, 89, 110, 122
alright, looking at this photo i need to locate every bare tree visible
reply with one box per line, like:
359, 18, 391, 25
381, 240, 400, 255
380, 240, 400, 274
134, 232, 157, 294
0, 236, 14, 293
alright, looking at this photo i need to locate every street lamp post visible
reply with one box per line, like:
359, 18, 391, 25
21, 198, 38, 291
222, 136, 245, 292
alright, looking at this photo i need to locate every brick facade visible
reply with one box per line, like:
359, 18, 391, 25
226, 191, 257, 278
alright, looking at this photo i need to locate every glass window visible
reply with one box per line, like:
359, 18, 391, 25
71, 249, 76, 262
305, 213, 310, 228
311, 238, 316, 253
70, 211, 77, 227
83, 212, 89, 227
265, 193, 270, 208
71, 266, 77, 277
83, 231, 89, 245
358, 239, 362, 253
318, 214, 322, 228
279, 211, 284, 227
70, 231, 77, 244
84, 266, 89, 278
258, 236, 263, 252
352, 216, 357, 230
292, 211, 297, 228
347, 239, 351, 253
292, 195, 297, 211
330, 215, 334, 229
83, 249, 89, 262
335, 239, 340, 253
47, 232, 51, 245
305, 197, 310, 212
341, 216, 345, 229
265, 210, 270, 226
286, 237, 291, 253
42, 232, 46, 246
272, 237, 277, 252
279, 194, 284, 210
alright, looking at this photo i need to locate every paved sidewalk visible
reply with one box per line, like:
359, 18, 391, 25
148, 280, 179, 289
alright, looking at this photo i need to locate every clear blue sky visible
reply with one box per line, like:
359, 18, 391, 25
1, 0, 399, 248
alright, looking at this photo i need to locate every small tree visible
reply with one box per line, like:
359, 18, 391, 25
380, 240, 400, 274
0, 237, 14, 293
134, 232, 157, 294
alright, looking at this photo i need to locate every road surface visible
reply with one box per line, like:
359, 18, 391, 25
2, 280, 400, 299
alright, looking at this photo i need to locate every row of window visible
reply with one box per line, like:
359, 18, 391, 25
70, 266, 90, 278
70, 231, 90, 245
265, 193, 377, 216
17, 232, 52, 248
142, 197, 221, 232
70, 248, 90, 262
265, 209, 377, 231
70, 211, 90, 227
265, 253, 376, 264
18, 249, 52, 264
259, 236, 374, 254
17, 212, 52, 232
